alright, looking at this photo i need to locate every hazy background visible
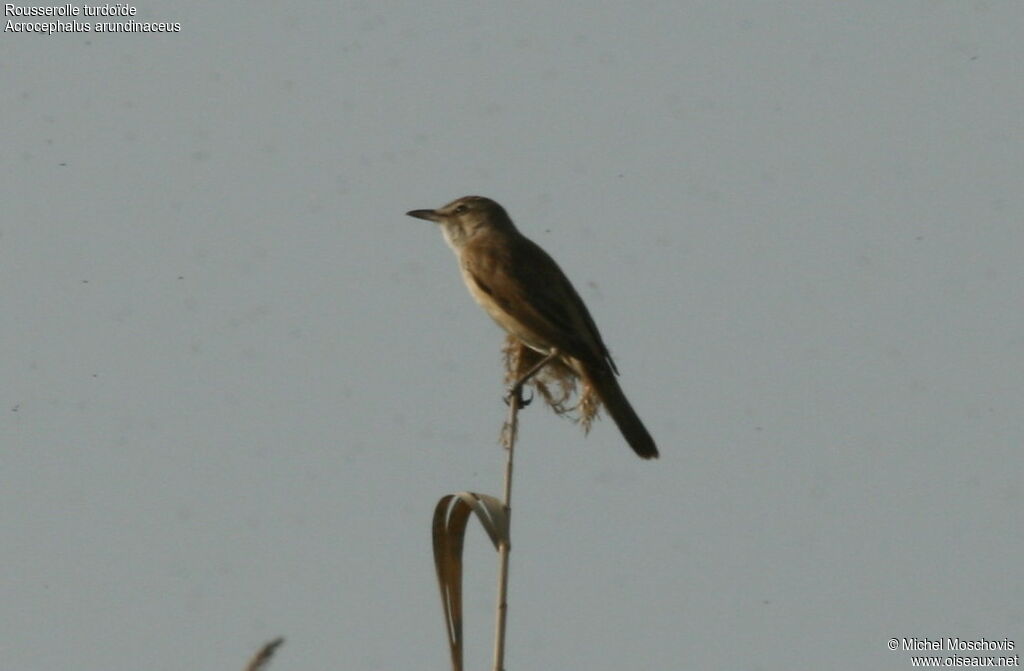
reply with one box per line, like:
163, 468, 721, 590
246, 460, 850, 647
3, 2, 1021, 669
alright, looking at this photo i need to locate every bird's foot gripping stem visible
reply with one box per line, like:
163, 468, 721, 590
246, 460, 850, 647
503, 387, 533, 407
503, 349, 559, 408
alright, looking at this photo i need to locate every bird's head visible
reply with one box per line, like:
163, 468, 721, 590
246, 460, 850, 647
406, 195, 515, 249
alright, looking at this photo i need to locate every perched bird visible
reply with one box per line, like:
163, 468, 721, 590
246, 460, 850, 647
407, 196, 658, 459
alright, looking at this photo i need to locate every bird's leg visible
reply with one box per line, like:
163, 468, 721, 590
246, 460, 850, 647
504, 349, 559, 407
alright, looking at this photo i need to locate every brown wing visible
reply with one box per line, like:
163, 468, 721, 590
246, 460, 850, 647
462, 232, 618, 374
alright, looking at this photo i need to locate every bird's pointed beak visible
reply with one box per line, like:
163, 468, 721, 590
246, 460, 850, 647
406, 209, 442, 222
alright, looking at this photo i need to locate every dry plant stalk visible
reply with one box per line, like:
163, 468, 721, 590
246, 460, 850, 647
243, 638, 284, 671
433, 342, 560, 671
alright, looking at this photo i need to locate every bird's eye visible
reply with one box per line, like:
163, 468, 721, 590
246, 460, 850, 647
454, 204, 469, 214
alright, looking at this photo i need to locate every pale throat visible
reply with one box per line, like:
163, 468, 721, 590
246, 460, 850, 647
440, 223, 467, 253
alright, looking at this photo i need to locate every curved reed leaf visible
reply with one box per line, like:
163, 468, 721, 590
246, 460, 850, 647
432, 492, 509, 671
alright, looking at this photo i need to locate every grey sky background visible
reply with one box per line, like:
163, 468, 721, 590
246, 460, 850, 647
3, 2, 1022, 669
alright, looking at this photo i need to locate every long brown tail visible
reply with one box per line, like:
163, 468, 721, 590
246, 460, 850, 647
586, 366, 658, 459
